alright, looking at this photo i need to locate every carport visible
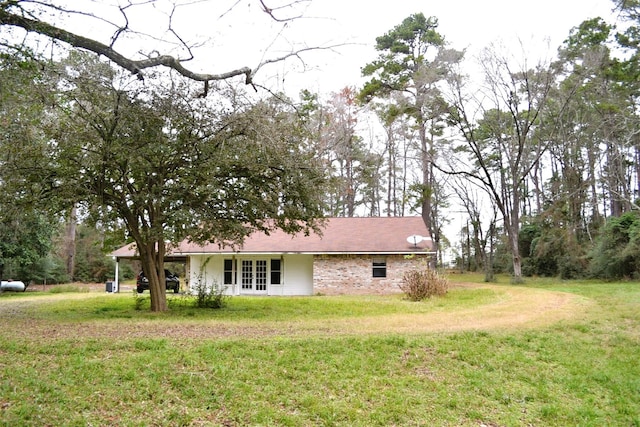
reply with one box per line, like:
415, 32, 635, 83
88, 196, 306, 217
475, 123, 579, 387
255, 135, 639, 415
109, 243, 187, 292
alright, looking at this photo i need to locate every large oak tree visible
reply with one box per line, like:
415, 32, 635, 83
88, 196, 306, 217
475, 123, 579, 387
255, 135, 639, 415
4, 53, 326, 311
0, 0, 333, 311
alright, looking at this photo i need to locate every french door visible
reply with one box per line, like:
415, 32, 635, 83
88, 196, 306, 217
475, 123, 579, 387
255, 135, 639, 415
240, 259, 268, 294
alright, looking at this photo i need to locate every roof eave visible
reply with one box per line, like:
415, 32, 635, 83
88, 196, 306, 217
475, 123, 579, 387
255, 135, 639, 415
175, 251, 436, 256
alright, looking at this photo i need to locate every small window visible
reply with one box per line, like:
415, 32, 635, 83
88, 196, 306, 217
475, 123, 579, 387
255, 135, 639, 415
373, 258, 387, 278
224, 259, 235, 285
271, 259, 282, 284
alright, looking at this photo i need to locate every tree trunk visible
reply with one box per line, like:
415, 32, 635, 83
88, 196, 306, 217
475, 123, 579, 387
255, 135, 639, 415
418, 120, 433, 236
148, 269, 167, 312
472, 223, 484, 272
64, 206, 77, 280
484, 220, 496, 282
506, 216, 523, 283
636, 143, 640, 202
386, 125, 394, 216
140, 240, 168, 312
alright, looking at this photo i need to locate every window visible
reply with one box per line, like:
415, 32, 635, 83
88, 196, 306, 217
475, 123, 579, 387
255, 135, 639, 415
271, 259, 282, 285
373, 258, 387, 278
223, 259, 235, 285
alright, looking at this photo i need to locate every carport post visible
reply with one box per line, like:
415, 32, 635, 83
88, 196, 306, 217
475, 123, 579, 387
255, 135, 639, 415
113, 257, 120, 293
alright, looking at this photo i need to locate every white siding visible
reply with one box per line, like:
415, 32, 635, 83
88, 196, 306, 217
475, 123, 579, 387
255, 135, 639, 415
188, 255, 229, 294
187, 254, 314, 296
280, 254, 313, 295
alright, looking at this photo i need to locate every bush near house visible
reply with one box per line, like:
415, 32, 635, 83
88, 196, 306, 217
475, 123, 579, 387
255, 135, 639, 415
400, 266, 449, 301
193, 280, 228, 309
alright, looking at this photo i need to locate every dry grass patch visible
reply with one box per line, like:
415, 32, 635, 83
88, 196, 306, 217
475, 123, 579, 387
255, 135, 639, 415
310, 284, 591, 335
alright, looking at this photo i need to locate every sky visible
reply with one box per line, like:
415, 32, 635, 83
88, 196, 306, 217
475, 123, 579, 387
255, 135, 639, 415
55, 0, 619, 98
249, 0, 620, 96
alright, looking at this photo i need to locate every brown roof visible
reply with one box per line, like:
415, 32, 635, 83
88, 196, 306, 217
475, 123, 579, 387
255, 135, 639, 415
181, 217, 433, 254
111, 243, 138, 258
111, 217, 433, 258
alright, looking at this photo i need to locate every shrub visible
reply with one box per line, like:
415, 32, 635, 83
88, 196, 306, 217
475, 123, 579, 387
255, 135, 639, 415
588, 211, 640, 279
190, 257, 228, 309
400, 267, 449, 301
193, 279, 228, 309
132, 290, 149, 310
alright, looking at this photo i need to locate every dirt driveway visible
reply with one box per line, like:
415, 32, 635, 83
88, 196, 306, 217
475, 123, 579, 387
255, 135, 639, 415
0, 283, 591, 340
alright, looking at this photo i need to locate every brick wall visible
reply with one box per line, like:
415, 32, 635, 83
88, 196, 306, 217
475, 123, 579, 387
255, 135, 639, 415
313, 254, 428, 295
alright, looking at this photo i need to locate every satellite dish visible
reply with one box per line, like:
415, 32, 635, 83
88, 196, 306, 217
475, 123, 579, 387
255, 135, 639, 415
406, 235, 424, 246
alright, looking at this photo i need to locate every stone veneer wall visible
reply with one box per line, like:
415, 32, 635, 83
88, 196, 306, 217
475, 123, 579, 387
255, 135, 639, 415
313, 254, 427, 295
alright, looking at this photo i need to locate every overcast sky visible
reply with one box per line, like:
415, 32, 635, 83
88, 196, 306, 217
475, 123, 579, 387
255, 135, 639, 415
271, 0, 619, 96
61, 0, 619, 98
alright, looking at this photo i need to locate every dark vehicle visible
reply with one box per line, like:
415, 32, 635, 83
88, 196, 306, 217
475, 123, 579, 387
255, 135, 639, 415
136, 270, 180, 294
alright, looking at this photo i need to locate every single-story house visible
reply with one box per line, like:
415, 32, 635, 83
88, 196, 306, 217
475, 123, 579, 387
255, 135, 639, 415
110, 217, 434, 295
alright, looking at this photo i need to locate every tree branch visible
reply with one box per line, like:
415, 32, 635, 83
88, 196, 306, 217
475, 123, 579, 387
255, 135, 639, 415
0, 7, 253, 83
0, 2, 342, 97
258, 0, 309, 22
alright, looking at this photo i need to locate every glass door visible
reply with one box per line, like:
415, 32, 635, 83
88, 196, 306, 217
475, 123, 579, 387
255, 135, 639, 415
240, 259, 268, 294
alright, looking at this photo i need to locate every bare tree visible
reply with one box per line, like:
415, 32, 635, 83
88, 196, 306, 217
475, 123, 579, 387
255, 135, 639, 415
303, 87, 382, 217
0, 0, 337, 96
450, 176, 500, 280
446, 44, 555, 282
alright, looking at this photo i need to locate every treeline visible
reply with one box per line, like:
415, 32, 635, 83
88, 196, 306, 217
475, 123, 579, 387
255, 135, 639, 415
0, 219, 135, 284
298, 4, 640, 281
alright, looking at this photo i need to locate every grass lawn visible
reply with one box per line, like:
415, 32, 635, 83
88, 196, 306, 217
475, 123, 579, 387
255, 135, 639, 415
0, 275, 638, 426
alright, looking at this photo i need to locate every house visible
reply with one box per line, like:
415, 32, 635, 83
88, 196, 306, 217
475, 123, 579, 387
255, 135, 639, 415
110, 217, 434, 295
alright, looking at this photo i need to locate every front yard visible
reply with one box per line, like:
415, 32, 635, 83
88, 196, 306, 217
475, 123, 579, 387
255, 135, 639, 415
0, 277, 638, 426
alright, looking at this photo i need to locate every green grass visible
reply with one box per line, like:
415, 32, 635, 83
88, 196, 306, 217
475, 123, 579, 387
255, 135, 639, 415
3, 286, 499, 322
0, 278, 639, 426
46, 284, 91, 294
